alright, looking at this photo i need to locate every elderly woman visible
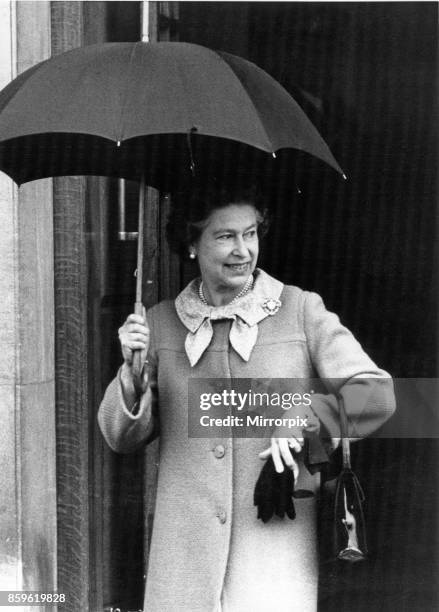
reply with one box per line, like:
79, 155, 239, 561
98, 184, 395, 612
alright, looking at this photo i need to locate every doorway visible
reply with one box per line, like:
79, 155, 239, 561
56, 3, 437, 610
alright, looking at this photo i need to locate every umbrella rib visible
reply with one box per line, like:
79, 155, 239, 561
173, 51, 200, 134
217, 53, 275, 153
172, 48, 275, 157
219, 53, 344, 174
116, 43, 140, 143
0, 61, 49, 115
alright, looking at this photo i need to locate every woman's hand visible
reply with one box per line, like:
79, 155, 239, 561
259, 434, 303, 482
258, 404, 320, 481
118, 311, 151, 403
118, 311, 150, 368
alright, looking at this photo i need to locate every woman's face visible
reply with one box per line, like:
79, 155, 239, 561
195, 203, 259, 294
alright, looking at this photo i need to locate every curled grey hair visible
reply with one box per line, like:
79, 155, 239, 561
166, 183, 270, 259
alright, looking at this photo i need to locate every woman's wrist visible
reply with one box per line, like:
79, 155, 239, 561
120, 362, 149, 411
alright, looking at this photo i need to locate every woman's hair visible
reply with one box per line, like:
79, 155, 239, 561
166, 182, 270, 258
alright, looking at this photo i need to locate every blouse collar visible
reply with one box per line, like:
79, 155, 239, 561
175, 269, 284, 366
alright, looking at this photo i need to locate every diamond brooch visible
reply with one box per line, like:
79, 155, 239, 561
262, 298, 281, 315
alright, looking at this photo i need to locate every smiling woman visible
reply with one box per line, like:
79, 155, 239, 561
97, 182, 395, 612
188, 208, 260, 307
166, 184, 269, 306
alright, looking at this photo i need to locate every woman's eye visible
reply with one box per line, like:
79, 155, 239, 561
244, 230, 257, 239
217, 234, 233, 240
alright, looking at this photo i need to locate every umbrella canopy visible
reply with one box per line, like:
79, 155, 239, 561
0, 41, 344, 390
0, 41, 343, 187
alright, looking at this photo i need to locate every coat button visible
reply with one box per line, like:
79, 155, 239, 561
217, 510, 227, 524
213, 444, 225, 459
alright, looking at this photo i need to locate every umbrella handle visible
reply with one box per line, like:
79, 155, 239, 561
132, 301, 146, 396
131, 175, 146, 397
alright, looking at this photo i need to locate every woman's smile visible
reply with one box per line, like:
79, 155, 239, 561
224, 262, 251, 273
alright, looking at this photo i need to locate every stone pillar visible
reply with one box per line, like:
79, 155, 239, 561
0, 0, 56, 606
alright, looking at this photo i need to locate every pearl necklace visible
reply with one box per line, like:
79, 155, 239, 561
198, 275, 254, 306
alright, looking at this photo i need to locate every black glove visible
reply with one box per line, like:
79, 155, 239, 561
254, 433, 329, 523
254, 456, 296, 523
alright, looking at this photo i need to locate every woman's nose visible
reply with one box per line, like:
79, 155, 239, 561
232, 236, 249, 257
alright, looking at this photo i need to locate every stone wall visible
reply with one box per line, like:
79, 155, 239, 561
0, 0, 56, 602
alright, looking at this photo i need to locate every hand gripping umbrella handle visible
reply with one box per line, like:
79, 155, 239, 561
132, 176, 146, 397
132, 301, 146, 397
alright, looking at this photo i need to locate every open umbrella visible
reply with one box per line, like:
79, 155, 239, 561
0, 41, 344, 387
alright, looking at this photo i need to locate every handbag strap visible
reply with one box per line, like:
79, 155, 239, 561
337, 393, 351, 469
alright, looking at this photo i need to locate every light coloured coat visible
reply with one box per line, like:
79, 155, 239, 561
98, 271, 395, 612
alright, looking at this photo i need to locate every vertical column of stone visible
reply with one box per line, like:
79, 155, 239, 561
50, 3, 89, 611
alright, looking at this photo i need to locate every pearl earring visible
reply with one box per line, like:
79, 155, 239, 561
189, 250, 196, 260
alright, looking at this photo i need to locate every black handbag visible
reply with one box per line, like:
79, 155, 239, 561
319, 393, 368, 562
